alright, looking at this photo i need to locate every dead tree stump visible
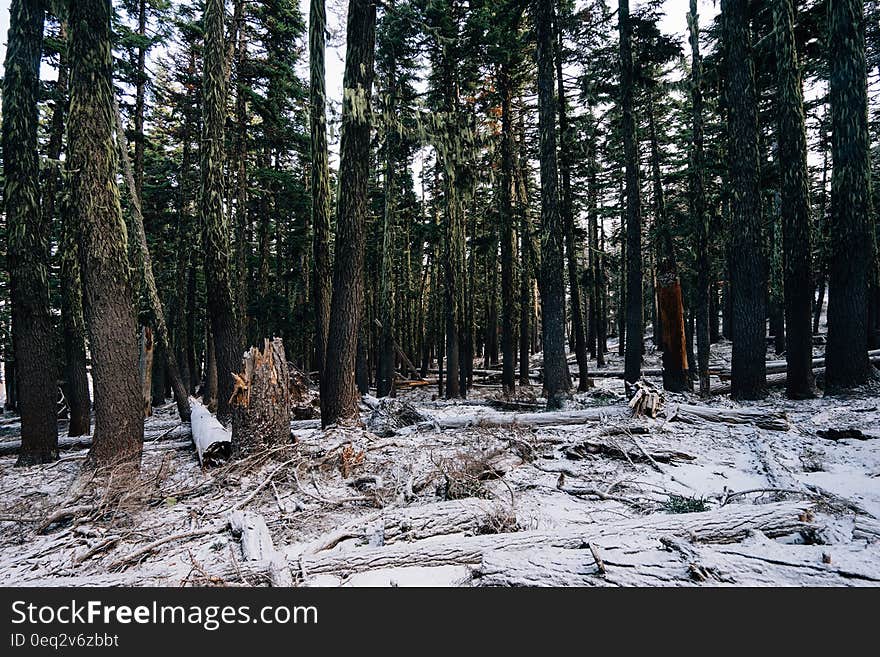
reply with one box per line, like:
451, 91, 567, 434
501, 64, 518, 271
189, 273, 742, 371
231, 338, 292, 456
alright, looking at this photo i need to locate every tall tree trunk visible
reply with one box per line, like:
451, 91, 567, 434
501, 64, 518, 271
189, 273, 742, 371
200, 0, 242, 422
499, 64, 517, 393
377, 45, 397, 399
556, 18, 588, 392
773, 0, 816, 398
619, 0, 642, 386
825, 0, 874, 391
134, 0, 146, 205
517, 166, 532, 388
2, 0, 58, 466
649, 97, 689, 392
813, 118, 830, 335
173, 48, 196, 394
310, 0, 332, 382
534, 0, 570, 408
688, 0, 711, 397
68, 0, 143, 468
43, 25, 91, 437
320, 0, 376, 426
722, 0, 767, 400
232, 0, 249, 339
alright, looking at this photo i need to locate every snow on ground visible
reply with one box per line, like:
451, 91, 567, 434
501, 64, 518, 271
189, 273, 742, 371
0, 338, 878, 587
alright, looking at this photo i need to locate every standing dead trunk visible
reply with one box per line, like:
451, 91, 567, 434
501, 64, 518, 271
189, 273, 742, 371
139, 326, 155, 417
231, 338, 291, 456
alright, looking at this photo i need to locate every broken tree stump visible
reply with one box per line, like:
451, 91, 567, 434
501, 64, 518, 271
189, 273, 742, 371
231, 338, 292, 456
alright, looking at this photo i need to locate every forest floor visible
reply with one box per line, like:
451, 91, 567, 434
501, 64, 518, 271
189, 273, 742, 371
1, 337, 879, 586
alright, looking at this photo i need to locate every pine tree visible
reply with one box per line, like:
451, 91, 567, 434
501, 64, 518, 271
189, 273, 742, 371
534, 0, 570, 408
825, 0, 875, 391
310, 0, 332, 382
688, 0, 711, 398
200, 0, 243, 421
320, 0, 377, 426
722, 0, 767, 400
773, 0, 817, 399
67, 0, 143, 468
619, 0, 642, 388
555, 6, 588, 392
2, 0, 58, 466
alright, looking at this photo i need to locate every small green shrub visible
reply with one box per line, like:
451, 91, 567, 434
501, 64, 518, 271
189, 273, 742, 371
663, 494, 709, 514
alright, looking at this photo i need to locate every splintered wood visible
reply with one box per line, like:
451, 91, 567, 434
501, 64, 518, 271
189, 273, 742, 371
628, 380, 663, 418
231, 338, 292, 456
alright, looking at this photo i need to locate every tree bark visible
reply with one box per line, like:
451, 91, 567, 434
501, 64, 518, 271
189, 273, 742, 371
825, 0, 874, 391
619, 0, 642, 386
310, 0, 332, 382
535, 0, 570, 407
722, 0, 767, 399
320, 0, 376, 426
773, 0, 816, 398
376, 45, 397, 399
499, 63, 517, 394
68, 0, 143, 469
43, 22, 90, 438
200, 0, 243, 422
556, 19, 588, 392
2, 0, 58, 466
231, 338, 291, 456
688, 1, 711, 397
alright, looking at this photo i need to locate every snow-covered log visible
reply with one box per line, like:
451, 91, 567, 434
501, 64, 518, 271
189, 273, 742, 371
302, 498, 515, 554
476, 548, 603, 586
475, 535, 880, 587
669, 403, 790, 431
228, 511, 293, 587
713, 349, 880, 379
189, 397, 232, 466
0, 425, 190, 457
295, 502, 813, 578
436, 407, 630, 429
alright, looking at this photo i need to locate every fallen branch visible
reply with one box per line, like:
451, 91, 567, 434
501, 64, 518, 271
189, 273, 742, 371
110, 525, 223, 570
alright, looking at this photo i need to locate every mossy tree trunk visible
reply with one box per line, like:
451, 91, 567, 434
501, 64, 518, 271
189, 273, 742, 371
68, 0, 144, 469
2, 0, 58, 466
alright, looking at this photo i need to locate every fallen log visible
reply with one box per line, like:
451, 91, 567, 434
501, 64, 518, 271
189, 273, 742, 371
712, 349, 880, 380
228, 511, 293, 587
564, 438, 696, 464
669, 403, 790, 431
0, 425, 190, 457
434, 407, 630, 430
302, 498, 514, 555
189, 397, 232, 466
474, 535, 880, 587
294, 502, 813, 578
476, 548, 602, 587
